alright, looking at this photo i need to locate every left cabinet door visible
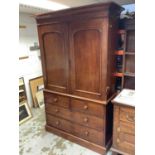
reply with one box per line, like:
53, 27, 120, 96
38, 23, 69, 93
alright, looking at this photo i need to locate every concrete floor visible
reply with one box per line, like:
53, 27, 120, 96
19, 107, 112, 155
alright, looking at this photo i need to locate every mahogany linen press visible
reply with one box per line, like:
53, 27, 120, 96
36, 2, 123, 154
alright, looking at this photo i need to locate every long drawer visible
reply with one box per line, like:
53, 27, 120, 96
45, 103, 104, 131
70, 98, 105, 118
46, 114, 104, 146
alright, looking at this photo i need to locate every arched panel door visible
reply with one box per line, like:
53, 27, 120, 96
38, 23, 69, 93
69, 19, 108, 100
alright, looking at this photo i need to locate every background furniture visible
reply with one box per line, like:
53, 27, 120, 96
115, 19, 135, 91
19, 77, 32, 124
111, 89, 135, 155
29, 76, 44, 107
36, 2, 123, 154
19, 77, 27, 103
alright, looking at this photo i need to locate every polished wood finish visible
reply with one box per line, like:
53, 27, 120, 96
46, 114, 105, 145
112, 104, 135, 155
69, 18, 106, 100
44, 91, 70, 108
45, 103, 104, 131
38, 24, 69, 93
70, 98, 105, 118
36, 2, 123, 154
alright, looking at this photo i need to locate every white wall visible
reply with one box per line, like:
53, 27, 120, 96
19, 12, 43, 107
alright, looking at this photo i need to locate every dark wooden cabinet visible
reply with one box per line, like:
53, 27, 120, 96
36, 2, 123, 154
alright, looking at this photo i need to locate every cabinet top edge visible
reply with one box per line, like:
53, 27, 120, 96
36, 2, 123, 24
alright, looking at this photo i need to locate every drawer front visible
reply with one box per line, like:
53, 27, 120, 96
71, 98, 104, 118
45, 104, 104, 131
113, 105, 135, 154
46, 114, 71, 133
120, 107, 135, 124
114, 132, 135, 155
44, 92, 69, 108
46, 114, 104, 146
119, 121, 135, 135
72, 123, 105, 146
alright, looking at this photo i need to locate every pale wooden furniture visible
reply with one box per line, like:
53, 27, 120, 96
111, 89, 135, 155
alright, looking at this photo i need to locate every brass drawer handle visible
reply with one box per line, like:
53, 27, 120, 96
84, 131, 89, 136
83, 105, 88, 110
126, 114, 135, 122
53, 98, 58, 102
117, 138, 120, 143
55, 109, 59, 113
106, 86, 110, 95
55, 121, 60, 125
83, 117, 89, 123
117, 127, 120, 132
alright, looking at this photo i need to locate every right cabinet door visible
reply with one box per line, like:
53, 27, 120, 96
69, 18, 108, 100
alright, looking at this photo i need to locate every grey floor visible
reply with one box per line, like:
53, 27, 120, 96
19, 107, 112, 155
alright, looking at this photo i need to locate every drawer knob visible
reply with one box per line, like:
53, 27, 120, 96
83, 105, 88, 110
126, 114, 135, 122
55, 109, 59, 113
83, 117, 89, 123
53, 98, 58, 102
84, 131, 89, 136
55, 121, 60, 125
117, 127, 120, 132
117, 138, 120, 143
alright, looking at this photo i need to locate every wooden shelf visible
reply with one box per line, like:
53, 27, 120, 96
125, 52, 135, 55
118, 30, 126, 34
115, 50, 124, 55
115, 19, 135, 91
19, 77, 27, 103
19, 89, 24, 93
124, 72, 135, 77
113, 72, 124, 77
19, 82, 24, 86
19, 96, 26, 100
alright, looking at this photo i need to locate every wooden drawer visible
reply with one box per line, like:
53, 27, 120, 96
45, 104, 104, 131
113, 105, 135, 155
119, 121, 135, 135
114, 132, 135, 155
71, 98, 104, 118
120, 106, 135, 124
46, 114, 72, 133
72, 123, 104, 146
44, 92, 69, 108
115, 121, 135, 145
46, 114, 104, 146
